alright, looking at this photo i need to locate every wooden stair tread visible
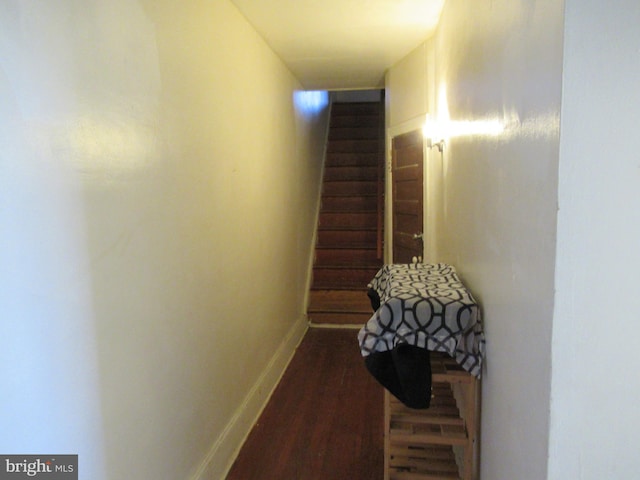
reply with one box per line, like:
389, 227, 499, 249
308, 289, 372, 313
319, 212, 377, 218
318, 225, 377, 231
315, 245, 377, 250
319, 209, 378, 214
323, 179, 377, 184
310, 285, 371, 291
312, 265, 380, 271
316, 248, 381, 255
314, 262, 381, 269
322, 192, 377, 197
306, 312, 371, 325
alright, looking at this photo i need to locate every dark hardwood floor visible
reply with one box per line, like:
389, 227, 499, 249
226, 327, 384, 480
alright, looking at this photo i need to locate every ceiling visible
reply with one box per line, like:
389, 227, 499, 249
230, 0, 445, 91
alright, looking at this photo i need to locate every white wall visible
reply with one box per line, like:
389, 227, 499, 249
386, 1, 564, 478
549, 2, 640, 478
0, 1, 329, 479
386, 42, 429, 127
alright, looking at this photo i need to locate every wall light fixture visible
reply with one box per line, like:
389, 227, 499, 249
423, 117, 445, 152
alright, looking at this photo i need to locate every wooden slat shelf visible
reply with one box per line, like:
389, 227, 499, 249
385, 353, 480, 480
389, 444, 460, 480
431, 353, 475, 383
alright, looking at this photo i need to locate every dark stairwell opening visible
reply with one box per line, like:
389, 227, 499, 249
307, 90, 385, 326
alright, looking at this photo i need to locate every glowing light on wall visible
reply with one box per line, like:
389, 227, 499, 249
293, 90, 329, 116
423, 84, 505, 151
423, 117, 505, 142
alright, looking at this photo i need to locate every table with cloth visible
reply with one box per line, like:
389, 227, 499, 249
357, 263, 486, 408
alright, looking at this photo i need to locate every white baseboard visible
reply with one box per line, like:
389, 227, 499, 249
190, 316, 309, 480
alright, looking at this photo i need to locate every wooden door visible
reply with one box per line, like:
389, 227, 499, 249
392, 130, 424, 263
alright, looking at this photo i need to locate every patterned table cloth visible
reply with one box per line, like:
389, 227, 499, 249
358, 263, 486, 377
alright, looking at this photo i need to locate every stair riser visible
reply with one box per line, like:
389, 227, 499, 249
325, 153, 380, 167
322, 181, 377, 196
330, 116, 380, 128
323, 166, 378, 182
317, 229, 378, 246
315, 248, 379, 266
331, 103, 380, 116
329, 127, 380, 141
308, 312, 372, 325
312, 268, 379, 289
319, 212, 378, 228
326, 140, 379, 154
321, 195, 377, 212
308, 289, 372, 312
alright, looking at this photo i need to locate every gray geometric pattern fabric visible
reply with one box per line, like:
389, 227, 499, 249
358, 263, 486, 377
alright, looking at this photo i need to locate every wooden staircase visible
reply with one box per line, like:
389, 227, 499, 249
307, 101, 385, 326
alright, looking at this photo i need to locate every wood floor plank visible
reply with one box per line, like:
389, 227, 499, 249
226, 328, 384, 480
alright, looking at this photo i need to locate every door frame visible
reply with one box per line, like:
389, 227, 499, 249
385, 116, 430, 264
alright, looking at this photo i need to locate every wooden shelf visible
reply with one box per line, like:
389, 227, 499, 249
385, 353, 481, 480
389, 443, 460, 480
